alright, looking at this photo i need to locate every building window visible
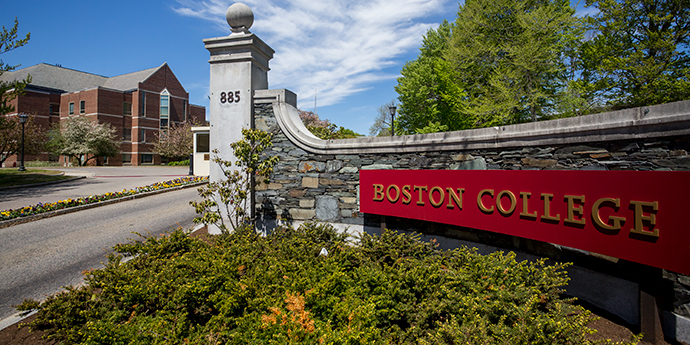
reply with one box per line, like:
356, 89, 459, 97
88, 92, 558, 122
49, 104, 59, 116
196, 133, 209, 153
69, 102, 74, 115
140, 92, 146, 117
140, 129, 146, 142
160, 90, 169, 132
140, 154, 153, 164
183, 99, 187, 122
79, 100, 85, 114
122, 154, 131, 163
123, 102, 132, 116
123, 128, 131, 141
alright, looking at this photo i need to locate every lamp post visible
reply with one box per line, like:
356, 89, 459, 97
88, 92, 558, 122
18, 113, 28, 172
389, 104, 397, 136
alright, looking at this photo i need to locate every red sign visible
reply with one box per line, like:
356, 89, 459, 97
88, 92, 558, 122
360, 169, 690, 275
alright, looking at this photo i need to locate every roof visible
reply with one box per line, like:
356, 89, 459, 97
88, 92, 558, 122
0, 62, 168, 93
101, 64, 162, 91
0, 63, 107, 93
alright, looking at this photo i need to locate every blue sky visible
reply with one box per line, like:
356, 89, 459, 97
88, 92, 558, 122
1, 0, 593, 136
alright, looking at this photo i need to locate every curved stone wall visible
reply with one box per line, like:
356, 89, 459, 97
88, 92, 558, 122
252, 89, 690, 337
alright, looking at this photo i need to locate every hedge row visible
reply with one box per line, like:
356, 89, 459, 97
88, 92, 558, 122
18, 223, 639, 344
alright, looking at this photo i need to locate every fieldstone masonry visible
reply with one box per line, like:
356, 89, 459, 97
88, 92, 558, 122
253, 98, 690, 339
256, 102, 690, 226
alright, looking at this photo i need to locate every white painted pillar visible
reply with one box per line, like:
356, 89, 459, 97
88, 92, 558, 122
203, 3, 274, 234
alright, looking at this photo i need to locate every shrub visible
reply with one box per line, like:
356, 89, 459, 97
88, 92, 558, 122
166, 159, 189, 166
191, 128, 279, 233
17, 223, 639, 344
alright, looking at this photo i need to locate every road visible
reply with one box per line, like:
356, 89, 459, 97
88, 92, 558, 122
0, 186, 201, 321
0, 166, 190, 211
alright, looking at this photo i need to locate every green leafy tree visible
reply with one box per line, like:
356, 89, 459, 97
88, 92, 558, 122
0, 18, 31, 116
153, 120, 202, 161
445, 0, 582, 124
47, 116, 120, 166
191, 128, 279, 233
576, 0, 690, 108
395, 20, 471, 134
0, 18, 36, 165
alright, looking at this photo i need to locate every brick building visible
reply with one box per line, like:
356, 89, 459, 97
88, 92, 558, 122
0, 63, 205, 166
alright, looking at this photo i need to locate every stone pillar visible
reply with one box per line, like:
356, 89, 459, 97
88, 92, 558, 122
203, 3, 274, 234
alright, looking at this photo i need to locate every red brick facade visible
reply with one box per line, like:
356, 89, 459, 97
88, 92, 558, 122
2, 63, 206, 166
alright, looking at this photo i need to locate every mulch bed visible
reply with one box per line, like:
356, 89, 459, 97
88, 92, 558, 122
0, 309, 666, 345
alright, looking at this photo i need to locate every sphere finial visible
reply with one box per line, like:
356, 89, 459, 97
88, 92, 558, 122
226, 3, 254, 33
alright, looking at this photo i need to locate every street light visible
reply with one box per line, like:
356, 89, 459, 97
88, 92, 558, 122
18, 113, 28, 172
388, 104, 397, 136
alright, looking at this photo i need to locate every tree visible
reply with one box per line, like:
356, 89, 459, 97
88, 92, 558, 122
0, 18, 31, 116
395, 20, 471, 134
0, 18, 35, 165
191, 128, 279, 233
576, 0, 690, 108
48, 116, 120, 166
153, 120, 201, 161
445, 0, 582, 124
298, 110, 361, 139
0, 115, 45, 166
369, 100, 395, 137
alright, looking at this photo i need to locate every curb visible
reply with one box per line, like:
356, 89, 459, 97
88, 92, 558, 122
0, 181, 208, 229
0, 175, 87, 191
0, 310, 36, 333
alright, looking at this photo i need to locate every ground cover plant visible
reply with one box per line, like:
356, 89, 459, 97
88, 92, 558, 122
0, 176, 207, 221
17, 223, 638, 344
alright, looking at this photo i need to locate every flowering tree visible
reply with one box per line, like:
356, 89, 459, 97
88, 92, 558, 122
0, 115, 45, 165
152, 120, 201, 161
191, 128, 279, 234
48, 116, 120, 166
298, 110, 360, 139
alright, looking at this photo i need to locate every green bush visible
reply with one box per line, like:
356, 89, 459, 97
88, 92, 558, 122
165, 159, 189, 166
18, 223, 638, 344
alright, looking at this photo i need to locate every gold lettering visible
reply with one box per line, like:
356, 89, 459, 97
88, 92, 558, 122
540, 193, 560, 221
478, 189, 494, 213
429, 186, 444, 207
414, 186, 428, 206
592, 198, 625, 230
386, 184, 400, 203
373, 184, 384, 201
564, 195, 586, 225
630, 200, 659, 238
519, 192, 537, 219
446, 188, 464, 209
402, 185, 412, 204
496, 190, 517, 215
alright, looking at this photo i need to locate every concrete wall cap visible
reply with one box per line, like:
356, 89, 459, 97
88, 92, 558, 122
259, 92, 690, 155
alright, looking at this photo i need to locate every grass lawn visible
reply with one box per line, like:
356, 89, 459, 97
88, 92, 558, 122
0, 168, 73, 188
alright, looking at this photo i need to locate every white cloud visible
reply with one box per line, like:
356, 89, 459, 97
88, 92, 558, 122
173, 0, 449, 108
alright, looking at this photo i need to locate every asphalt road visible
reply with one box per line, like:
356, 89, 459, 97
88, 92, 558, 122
0, 166, 190, 211
0, 178, 202, 321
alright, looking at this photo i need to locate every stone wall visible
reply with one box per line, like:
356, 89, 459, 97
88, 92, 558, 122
251, 94, 690, 336
255, 101, 690, 228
